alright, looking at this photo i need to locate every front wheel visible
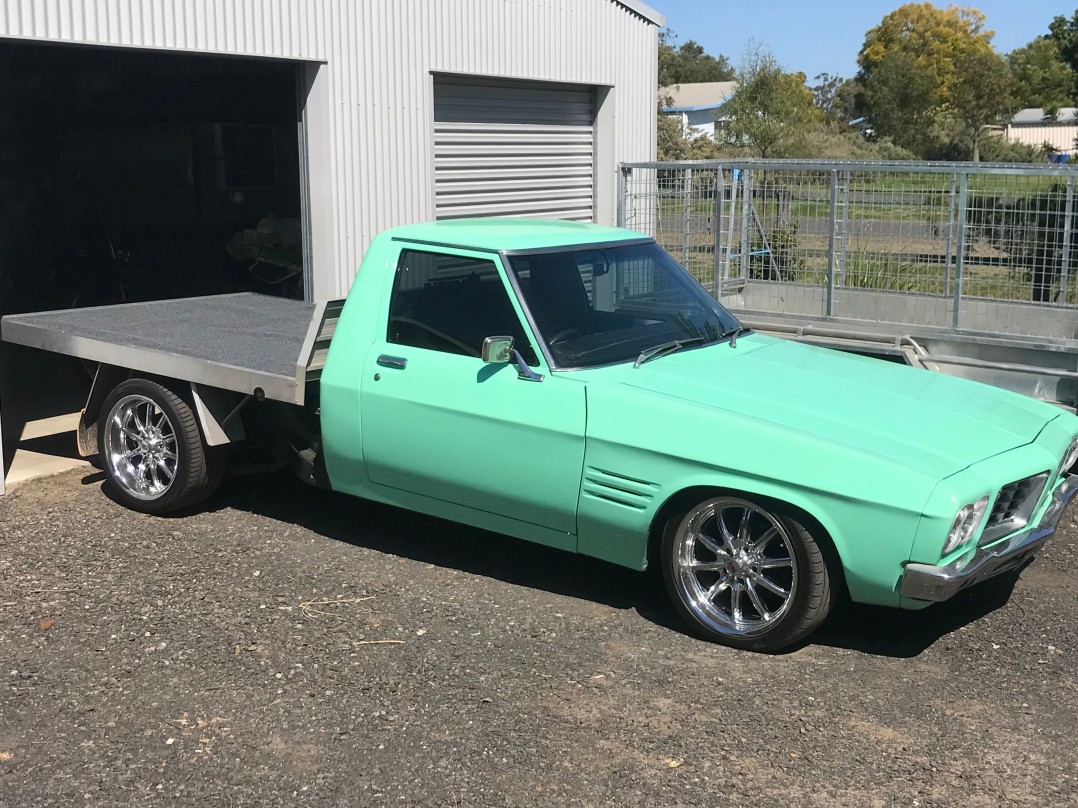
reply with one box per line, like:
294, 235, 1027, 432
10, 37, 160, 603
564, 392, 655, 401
661, 496, 835, 652
98, 379, 226, 514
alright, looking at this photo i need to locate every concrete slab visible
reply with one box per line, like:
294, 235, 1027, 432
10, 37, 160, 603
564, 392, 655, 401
1, 344, 91, 491
4, 411, 88, 488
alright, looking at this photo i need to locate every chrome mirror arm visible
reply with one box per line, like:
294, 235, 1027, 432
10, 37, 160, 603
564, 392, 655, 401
513, 350, 544, 382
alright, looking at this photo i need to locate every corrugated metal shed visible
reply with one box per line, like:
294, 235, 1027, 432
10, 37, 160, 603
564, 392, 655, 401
0, 0, 661, 299
1006, 107, 1078, 153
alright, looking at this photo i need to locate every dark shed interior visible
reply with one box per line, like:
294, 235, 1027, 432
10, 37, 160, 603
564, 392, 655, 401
0, 41, 305, 315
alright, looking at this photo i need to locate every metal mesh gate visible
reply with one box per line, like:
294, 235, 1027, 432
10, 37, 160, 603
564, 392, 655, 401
617, 160, 1078, 343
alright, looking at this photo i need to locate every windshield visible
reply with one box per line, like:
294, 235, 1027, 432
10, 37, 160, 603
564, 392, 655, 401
506, 242, 742, 368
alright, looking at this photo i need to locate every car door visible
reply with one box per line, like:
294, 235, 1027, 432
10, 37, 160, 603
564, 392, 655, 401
359, 246, 586, 535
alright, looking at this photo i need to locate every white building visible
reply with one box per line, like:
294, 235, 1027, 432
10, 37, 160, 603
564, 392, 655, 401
1005, 107, 1078, 155
0, 0, 663, 306
661, 81, 738, 140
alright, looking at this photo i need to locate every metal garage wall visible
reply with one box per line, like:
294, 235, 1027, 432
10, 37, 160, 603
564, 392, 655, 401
0, 0, 661, 300
433, 76, 595, 221
0, 0, 327, 59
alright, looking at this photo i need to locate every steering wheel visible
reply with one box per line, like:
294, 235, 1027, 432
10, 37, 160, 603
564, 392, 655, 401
547, 328, 582, 346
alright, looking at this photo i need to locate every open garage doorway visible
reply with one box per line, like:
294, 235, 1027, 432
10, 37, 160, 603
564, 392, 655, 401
0, 41, 307, 315
0, 40, 309, 491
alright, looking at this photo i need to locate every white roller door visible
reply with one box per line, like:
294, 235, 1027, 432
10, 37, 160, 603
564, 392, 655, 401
433, 76, 595, 221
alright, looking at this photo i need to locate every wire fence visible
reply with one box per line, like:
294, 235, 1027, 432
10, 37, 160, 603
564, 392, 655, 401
617, 159, 1078, 342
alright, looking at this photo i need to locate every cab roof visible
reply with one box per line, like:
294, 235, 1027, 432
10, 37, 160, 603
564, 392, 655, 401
383, 218, 650, 253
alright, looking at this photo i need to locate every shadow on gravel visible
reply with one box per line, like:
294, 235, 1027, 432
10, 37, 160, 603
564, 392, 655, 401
811, 572, 1021, 658
165, 470, 1023, 657
209, 470, 677, 623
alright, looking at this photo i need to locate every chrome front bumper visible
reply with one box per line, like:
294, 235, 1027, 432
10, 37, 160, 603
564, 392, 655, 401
901, 474, 1078, 602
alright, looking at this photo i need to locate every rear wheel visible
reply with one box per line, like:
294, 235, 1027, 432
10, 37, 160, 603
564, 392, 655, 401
661, 495, 835, 652
98, 379, 225, 514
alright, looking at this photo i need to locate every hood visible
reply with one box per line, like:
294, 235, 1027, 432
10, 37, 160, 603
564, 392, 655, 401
617, 336, 1058, 479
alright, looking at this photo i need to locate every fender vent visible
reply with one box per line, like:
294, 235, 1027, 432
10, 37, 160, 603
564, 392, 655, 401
582, 467, 659, 510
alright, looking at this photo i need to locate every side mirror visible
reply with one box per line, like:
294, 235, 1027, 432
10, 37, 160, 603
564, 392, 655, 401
480, 335, 544, 382
481, 336, 514, 364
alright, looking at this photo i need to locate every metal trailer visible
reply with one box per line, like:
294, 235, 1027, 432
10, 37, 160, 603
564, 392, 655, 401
0, 293, 342, 494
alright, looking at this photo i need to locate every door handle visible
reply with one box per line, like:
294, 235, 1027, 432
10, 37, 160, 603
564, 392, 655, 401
377, 354, 408, 370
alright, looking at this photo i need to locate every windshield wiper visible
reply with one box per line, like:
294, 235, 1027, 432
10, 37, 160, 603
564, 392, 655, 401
633, 336, 708, 368
721, 326, 752, 349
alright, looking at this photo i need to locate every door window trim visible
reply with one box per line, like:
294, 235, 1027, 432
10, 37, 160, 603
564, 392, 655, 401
383, 244, 549, 370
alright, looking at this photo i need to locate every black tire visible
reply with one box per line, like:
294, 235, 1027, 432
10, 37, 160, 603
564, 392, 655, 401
661, 495, 835, 652
97, 378, 226, 514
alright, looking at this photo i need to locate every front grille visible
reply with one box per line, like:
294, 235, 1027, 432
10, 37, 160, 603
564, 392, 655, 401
980, 472, 1049, 545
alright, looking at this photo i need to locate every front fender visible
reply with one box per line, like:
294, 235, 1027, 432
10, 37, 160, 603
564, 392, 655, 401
577, 383, 936, 606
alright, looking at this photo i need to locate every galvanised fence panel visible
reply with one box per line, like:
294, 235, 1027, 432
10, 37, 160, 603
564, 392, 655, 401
617, 159, 1078, 343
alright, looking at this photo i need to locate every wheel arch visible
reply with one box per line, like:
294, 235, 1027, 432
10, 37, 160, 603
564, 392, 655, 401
646, 484, 847, 594
79, 365, 244, 456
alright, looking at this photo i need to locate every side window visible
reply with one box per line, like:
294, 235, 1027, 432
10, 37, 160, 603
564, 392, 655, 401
387, 249, 537, 363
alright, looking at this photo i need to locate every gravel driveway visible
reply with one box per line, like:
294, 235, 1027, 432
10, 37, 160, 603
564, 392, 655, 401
2, 469, 1076, 807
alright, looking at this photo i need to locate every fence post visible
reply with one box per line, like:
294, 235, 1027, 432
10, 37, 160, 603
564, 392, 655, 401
1060, 176, 1074, 302
714, 168, 726, 294
682, 168, 692, 265
952, 172, 969, 330
826, 169, 838, 318
740, 169, 753, 281
838, 170, 850, 285
944, 172, 957, 297
616, 164, 628, 228
725, 169, 740, 280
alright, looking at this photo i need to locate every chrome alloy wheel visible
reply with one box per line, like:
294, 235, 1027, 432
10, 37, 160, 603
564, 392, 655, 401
674, 497, 798, 639
103, 394, 179, 501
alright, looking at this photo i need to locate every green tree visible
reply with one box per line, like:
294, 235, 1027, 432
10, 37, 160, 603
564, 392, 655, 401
858, 2, 995, 100
857, 3, 1002, 156
1048, 10, 1078, 76
811, 74, 843, 115
949, 49, 1018, 160
717, 49, 814, 158
1009, 36, 1074, 112
831, 78, 863, 125
1045, 11, 1078, 102
657, 108, 689, 160
811, 74, 862, 124
860, 50, 941, 155
659, 31, 736, 86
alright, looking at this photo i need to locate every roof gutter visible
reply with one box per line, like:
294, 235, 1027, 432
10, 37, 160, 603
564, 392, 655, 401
614, 0, 665, 26
663, 103, 728, 113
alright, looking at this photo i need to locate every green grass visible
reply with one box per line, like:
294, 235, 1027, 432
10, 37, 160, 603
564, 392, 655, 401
848, 173, 1060, 196
657, 230, 1078, 306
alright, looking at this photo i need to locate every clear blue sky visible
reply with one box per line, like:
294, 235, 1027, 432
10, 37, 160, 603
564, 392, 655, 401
651, 0, 1076, 81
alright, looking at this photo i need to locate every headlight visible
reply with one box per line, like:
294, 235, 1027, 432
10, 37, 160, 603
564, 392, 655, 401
942, 496, 990, 555
1061, 437, 1078, 477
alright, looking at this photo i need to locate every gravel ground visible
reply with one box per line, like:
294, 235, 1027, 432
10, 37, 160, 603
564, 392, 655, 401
1, 468, 1076, 807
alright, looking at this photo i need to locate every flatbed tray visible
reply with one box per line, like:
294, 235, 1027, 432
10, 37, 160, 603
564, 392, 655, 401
1, 293, 342, 405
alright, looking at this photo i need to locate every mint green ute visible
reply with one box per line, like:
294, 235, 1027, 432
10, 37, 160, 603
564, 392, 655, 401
5, 218, 1076, 652
318, 220, 1078, 652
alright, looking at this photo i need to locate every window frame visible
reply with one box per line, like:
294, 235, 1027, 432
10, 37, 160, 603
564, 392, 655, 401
501, 238, 742, 372
384, 244, 546, 368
